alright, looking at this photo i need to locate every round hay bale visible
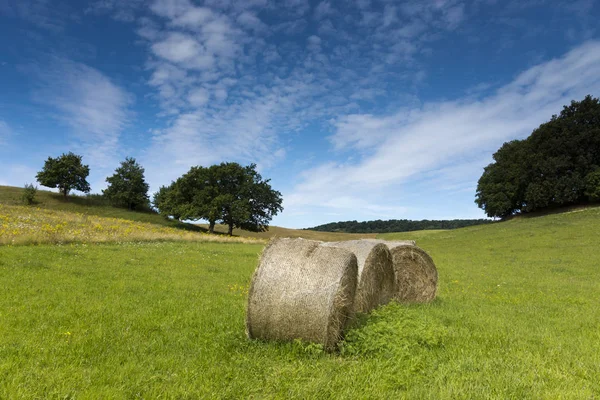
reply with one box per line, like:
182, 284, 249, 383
246, 238, 358, 351
388, 244, 437, 303
322, 240, 395, 314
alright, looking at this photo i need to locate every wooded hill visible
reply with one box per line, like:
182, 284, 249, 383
306, 218, 492, 233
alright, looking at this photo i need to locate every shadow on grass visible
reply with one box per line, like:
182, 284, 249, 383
347, 297, 445, 331
502, 201, 600, 221
46, 192, 208, 234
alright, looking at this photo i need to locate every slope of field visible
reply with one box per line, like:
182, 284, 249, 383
0, 185, 191, 228
1, 206, 599, 398
197, 223, 378, 241
0, 186, 261, 245
1, 186, 369, 242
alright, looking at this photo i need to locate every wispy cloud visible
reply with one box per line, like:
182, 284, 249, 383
132, 0, 474, 189
0, 164, 39, 187
0, 119, 12, 145
0, 0, 76, 31
30, 57, 133, 168
284, 41, 600, 223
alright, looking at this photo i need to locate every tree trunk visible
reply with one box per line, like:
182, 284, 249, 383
209, 220, 215, 234
228, 222, 234, 236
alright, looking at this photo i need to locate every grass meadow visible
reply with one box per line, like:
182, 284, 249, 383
0, 204, 262, 245
1, 186, 600, 398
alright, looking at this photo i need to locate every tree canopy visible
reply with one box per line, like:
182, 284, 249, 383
103, 157, 150, 210
153, 162, 283, 235
476, 95, 600, 218
307, 218, 492, 233
36, 152, 91, 197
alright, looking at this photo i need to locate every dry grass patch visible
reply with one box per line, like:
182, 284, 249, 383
0, 204, 264, 245
197, 223, 378, 241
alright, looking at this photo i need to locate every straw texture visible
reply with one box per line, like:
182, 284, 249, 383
246, 238, 358, 350
387, 244, 437, 303
322, 240, 395, 313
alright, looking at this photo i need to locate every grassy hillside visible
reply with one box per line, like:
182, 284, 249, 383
0, 186, 261, 245
1, 185, 371, 243
0, 185, 189, 228
1, 205, 599, 397
197, 223, 378, 241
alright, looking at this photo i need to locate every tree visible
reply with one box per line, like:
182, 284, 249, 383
210, 162, 283, 235
475, 95, 600, 218
584, 169, 600, 202
475, 140, 530, 218
22, 183, 38, 205
36, 152, 90, 197
153, 183, 182, 220
103, 157, 150, 210
152, 162, 283, 235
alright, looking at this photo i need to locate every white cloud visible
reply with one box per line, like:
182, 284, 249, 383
0, 0, 71, 31
187, 88, 210, 107
307, 35, 322, 52
237, 11, 267, 32
285, 41, 600, 221
383, 5, 397, 27
443, 4, 465, 29
0, 120, 12, 144
0, 164, 38, 187
30, 57, 132, 168
214, 87, 228, 102
149, 0, 193, 19
281, 0, 310, 17
314, 1, 333, 20
152, 32, 214, 69
171, 7, 213, 27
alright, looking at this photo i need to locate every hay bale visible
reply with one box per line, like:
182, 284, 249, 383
246, 238, 358, 351
387, 244, 437, 303
322, 240, 395, 313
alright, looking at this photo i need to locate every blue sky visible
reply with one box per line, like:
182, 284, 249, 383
1, 0, 599, 228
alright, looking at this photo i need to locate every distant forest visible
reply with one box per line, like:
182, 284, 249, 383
306, 219, 493, 233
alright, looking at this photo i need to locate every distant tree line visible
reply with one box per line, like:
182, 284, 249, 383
306, 218, 492, 233
475, 95, 600, 218
34, 154, 283, 235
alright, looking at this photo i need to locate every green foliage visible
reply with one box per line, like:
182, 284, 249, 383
152, 184, 180, 219
476, 95, 600, 217
584, 169, 600, 201
36, 152, 91, 197
103, 157, 150, 210
21, 183, 37, 205
307, 218, 492, 233
340, 303, 446, 358
475, 140, 529, 218
153, 162, 283, 235
3, 206, 600, 398
213, 162, 284, 235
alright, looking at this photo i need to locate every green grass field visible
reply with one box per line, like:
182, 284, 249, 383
1, 186, 600, 398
